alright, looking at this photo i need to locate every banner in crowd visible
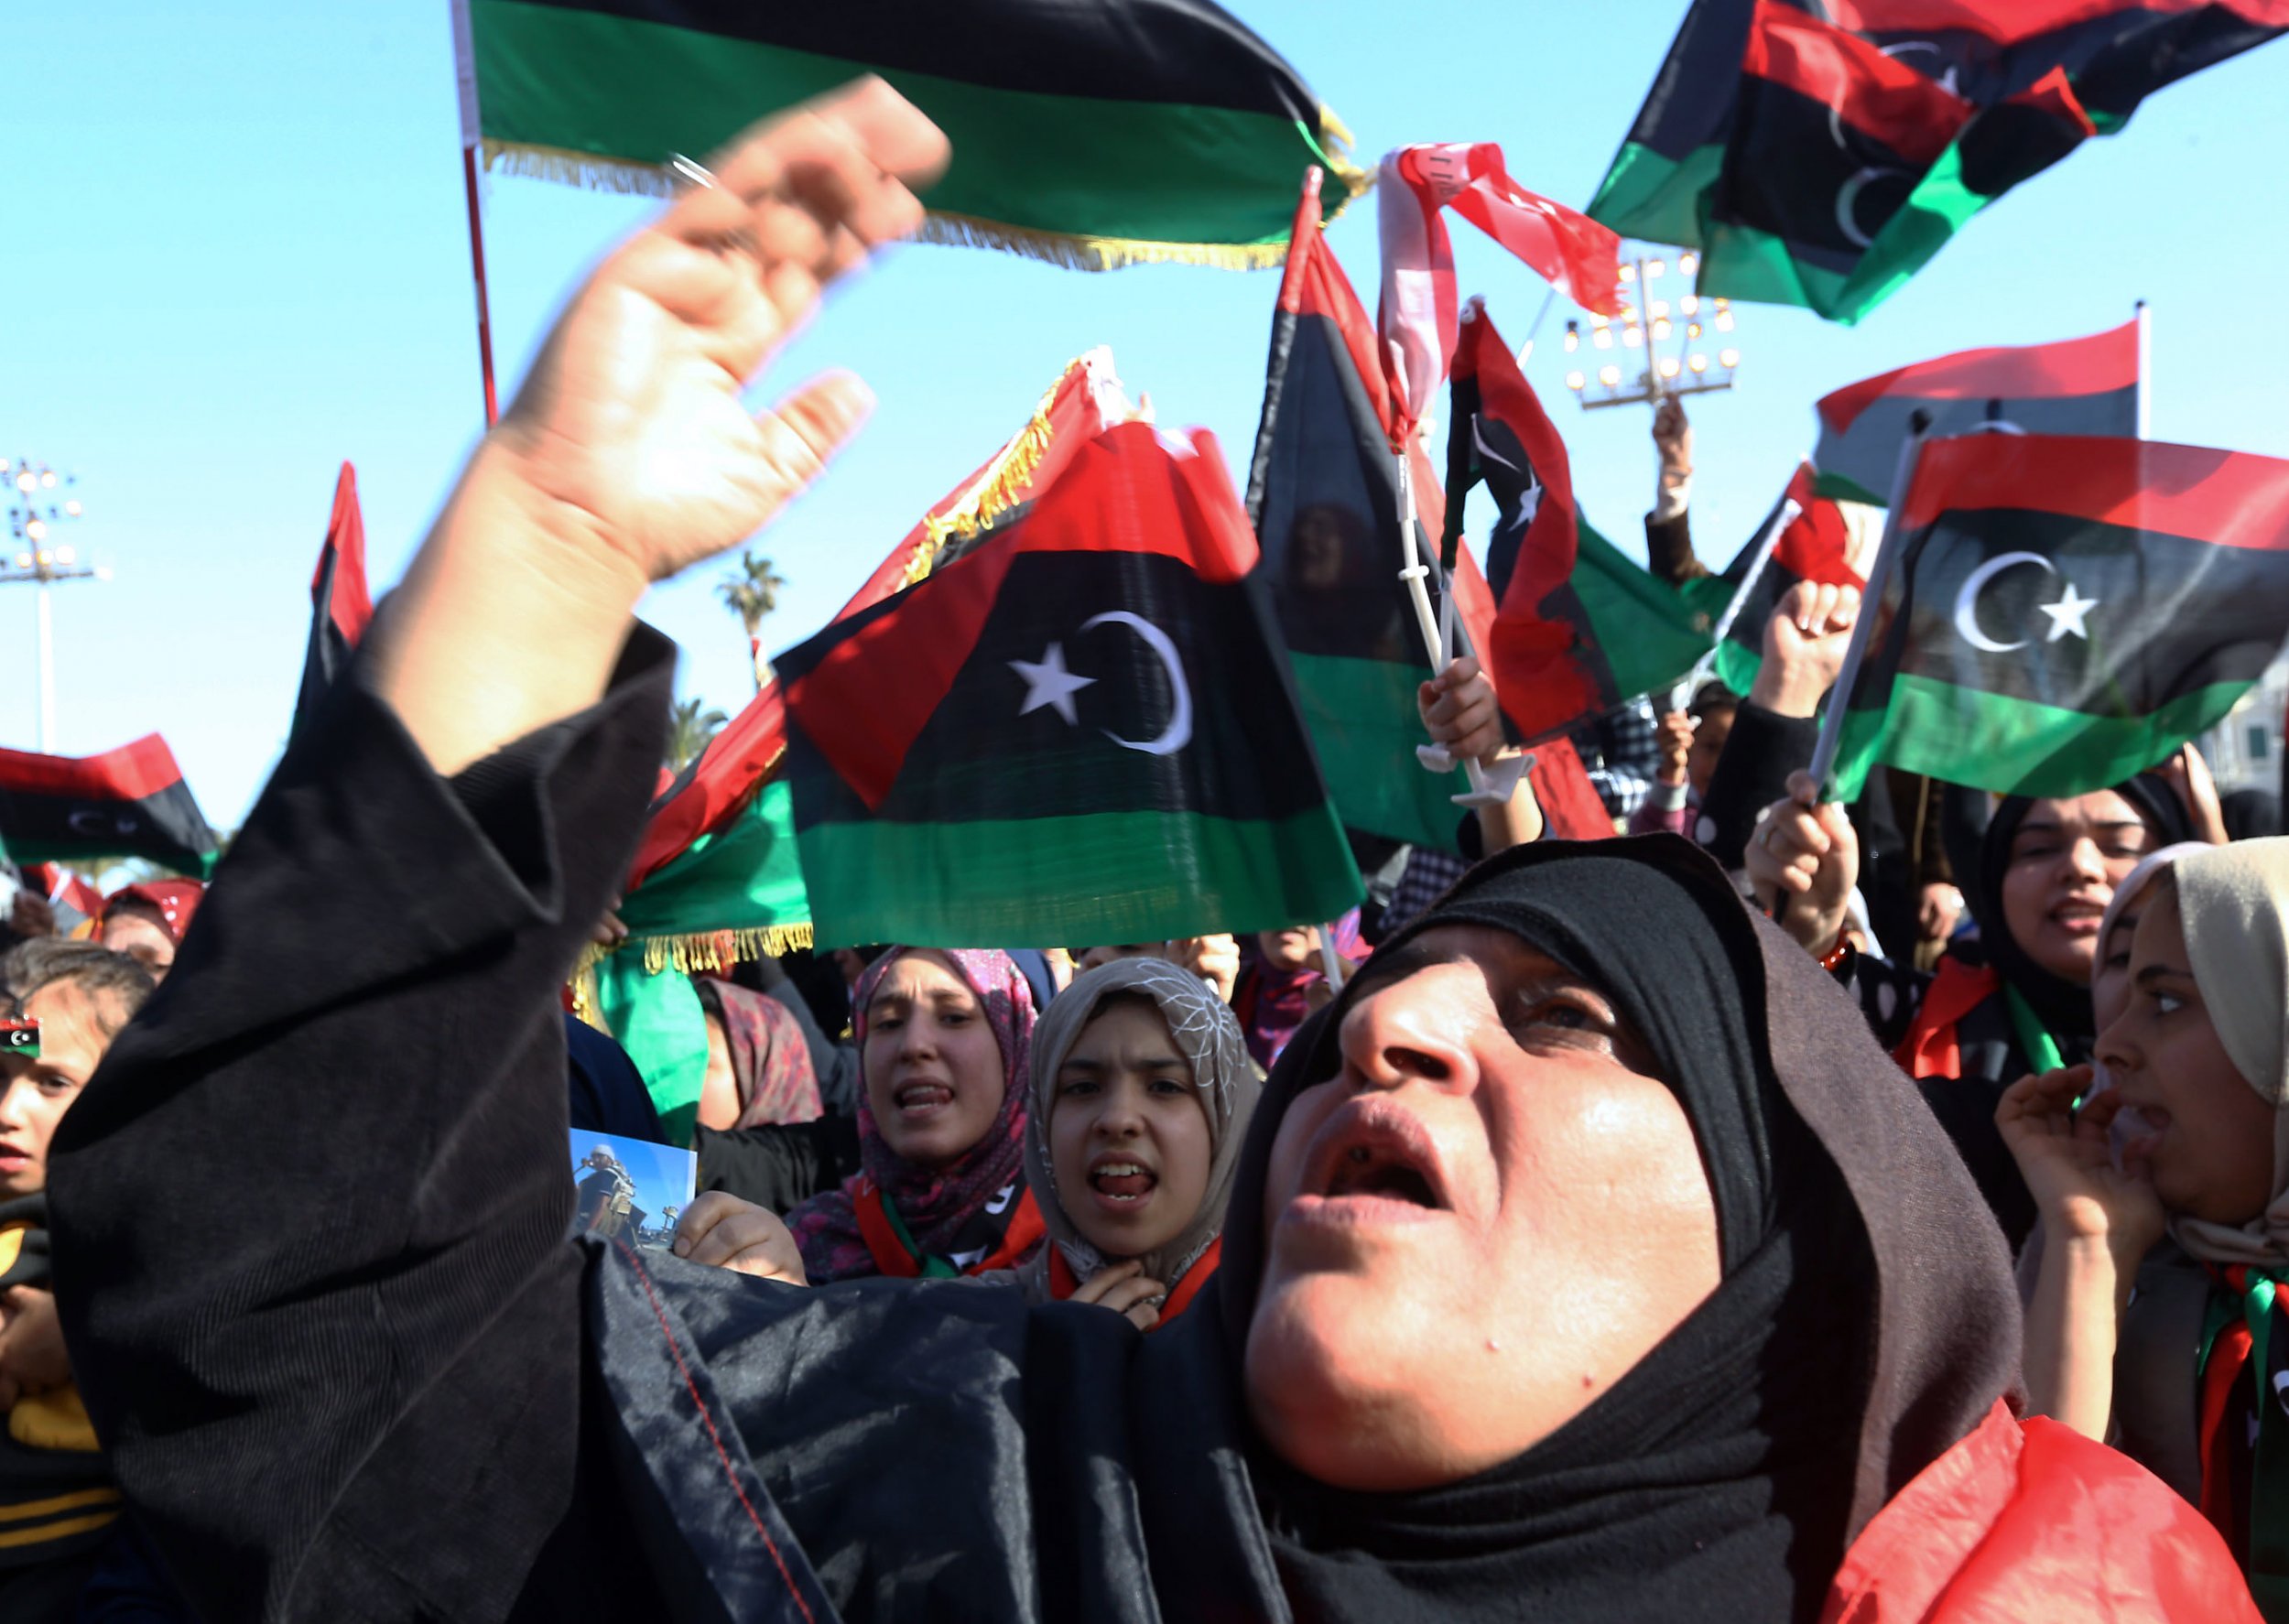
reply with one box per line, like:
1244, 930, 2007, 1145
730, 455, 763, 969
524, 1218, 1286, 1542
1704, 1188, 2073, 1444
291, 461, 374, 746
1589, 0, 2287, 323
458, 0, 1364, 269
0, 736, 220, 879
779, 420, 1364, 948
1452, 306, 1708, 742
1815, 319, 2141, 504
1829, 433, 2289, 800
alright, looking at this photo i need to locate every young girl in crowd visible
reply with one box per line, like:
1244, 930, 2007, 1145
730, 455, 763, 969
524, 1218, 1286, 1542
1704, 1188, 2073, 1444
1752, 773, 2195, 1241
2003, 837, 2289, 1602
1013, 958, 1258, 1329
781, 947, 1043, 1281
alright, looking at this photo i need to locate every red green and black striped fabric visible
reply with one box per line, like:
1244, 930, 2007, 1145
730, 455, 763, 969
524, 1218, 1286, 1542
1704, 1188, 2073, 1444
1591, 0, 2286, 323
1452, 309, 1709, 742
1815, 319, 2139, 504
1244, 182, 1494, 850
0, 736, 219, 879
291, 462, 373, 748
465, 0, 1362, 268
777, 420, 1362, 948
1686, 461, 1873, 695
1830, 433, 2289, 800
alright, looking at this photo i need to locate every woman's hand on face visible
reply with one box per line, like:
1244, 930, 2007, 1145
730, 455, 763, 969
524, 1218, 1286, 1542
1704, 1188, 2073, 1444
1996, 1066, 2165, 1262
672, 1192, 809, 1284
1744, 771, 1857, 955
1069, 1260, 1166, 1331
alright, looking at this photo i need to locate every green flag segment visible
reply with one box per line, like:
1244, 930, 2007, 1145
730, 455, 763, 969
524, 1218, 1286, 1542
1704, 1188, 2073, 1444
464, 0, 1365, 270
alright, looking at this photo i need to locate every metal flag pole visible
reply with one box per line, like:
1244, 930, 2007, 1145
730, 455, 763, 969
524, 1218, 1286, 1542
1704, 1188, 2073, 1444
1805, 413, 1933, 797
1667, 495, 1802, 714
451, 0, 501, 428
2133, 299, 2151, 440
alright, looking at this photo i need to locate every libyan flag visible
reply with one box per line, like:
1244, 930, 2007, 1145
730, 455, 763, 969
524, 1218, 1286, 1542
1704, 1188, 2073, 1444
779, 420, 1362, 948
461, 0, 1362, 269
1829, 432, 2289, 802
1590, 0, 2285, 324
0, 736, 220, 879
1243, 180, 1619, 848
1815, 319, 2140, 505
1685, 461, 1877, 696
1448, 305, 1710, 744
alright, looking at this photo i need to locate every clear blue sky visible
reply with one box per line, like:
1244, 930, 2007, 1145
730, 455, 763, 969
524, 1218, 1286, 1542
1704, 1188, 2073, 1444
5, 3, 2284, 828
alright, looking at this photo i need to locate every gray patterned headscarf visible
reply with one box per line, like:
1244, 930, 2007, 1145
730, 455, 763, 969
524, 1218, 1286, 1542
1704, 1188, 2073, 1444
1017, 957, 1260, 1303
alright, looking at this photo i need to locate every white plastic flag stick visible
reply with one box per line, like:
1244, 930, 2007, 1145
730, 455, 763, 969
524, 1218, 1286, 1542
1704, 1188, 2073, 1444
1318, 926, 1348, 992
1397, 449, 1528, 807
1667, 496, 1802, 714
1806, 418, 1931, 797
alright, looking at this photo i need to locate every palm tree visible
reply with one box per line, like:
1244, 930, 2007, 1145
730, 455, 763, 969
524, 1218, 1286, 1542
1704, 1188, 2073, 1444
717, 550, 787, 688
666, 697, 728, 774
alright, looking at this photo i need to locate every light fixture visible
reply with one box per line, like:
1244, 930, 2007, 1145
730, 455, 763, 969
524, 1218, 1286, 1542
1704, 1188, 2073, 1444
63, 500, 80, 516
1659, 357, 1681, 379
1719, 348, 1741, 369
54, 546, 74, 565
1600, 364, 1622, 386
1650, 300, 1669, 319
1566, 371, 1586, 391
1687, 321, 1703, 340
1564, 320, 1580, 352
1652, 318, 1672, 340
14, 472, 30, 493
1689, 353, 1709, 374
1679, 252, 1698, 275
1679, 295, 1698, 315
1619, 265, 1636, 283
1593, 328, 1613, 349
1715, 311, 1735, 332
40, 471, 55, 488
26, 519, 46, 543
1622, 327, 1642, 348
1644, 259, 1665, 279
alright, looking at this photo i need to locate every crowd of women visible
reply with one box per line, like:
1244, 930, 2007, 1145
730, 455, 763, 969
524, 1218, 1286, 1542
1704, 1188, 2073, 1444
5, 78, 2289, 1621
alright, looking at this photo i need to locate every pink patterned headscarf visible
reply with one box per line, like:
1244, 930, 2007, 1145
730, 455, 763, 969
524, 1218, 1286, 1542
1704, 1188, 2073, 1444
784, 947, 1037, 1282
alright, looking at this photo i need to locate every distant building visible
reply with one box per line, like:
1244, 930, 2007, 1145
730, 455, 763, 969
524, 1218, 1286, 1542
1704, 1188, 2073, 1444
2197, 651, 2289, 796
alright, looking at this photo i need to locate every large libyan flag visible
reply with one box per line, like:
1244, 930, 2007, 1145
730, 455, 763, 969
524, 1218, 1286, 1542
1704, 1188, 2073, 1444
778, 421, 1362, 948
1829, 433, 2289, 802
461, 0, 1363, 268
1589, 0, 2285, 323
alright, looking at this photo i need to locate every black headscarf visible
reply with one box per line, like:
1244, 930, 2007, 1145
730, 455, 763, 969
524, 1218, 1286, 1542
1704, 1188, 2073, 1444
1213, 835, 2021, 1624
1969, 772, 2193, 1045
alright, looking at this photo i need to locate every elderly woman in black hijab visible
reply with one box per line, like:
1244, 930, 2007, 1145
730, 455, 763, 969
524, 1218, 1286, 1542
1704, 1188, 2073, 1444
46, 81, 2252, 1624
1752, 771, 2197, 1243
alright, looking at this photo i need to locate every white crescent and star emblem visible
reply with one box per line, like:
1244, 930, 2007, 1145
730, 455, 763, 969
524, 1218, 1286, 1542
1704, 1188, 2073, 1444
1952, 552, 2102, 653
1007, 612, 1194, 758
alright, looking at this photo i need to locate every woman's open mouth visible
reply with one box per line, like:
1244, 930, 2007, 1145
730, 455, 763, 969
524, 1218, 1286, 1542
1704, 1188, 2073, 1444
1287, 1101, 1453, 1231
893, 1080, 954, 1119
1088, 1153, 1159, 1208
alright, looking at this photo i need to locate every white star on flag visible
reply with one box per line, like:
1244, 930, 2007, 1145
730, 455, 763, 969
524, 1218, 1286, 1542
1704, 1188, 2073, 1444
2038, 582, 2099, 643
1008, 641, 1097, 725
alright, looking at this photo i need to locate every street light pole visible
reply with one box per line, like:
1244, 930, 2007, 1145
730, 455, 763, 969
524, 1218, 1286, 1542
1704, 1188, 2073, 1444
2, 458, 103, 752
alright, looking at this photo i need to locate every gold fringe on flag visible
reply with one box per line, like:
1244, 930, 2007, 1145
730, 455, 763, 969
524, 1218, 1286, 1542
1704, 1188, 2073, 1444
483, 141, 678, 197
636, 923, 816, 976
914, 212, 1294, 274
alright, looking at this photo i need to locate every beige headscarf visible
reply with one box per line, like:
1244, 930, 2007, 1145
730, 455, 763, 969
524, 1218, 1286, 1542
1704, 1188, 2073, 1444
1016, 957, 1260, 1303
2168, 837, 2289, 1268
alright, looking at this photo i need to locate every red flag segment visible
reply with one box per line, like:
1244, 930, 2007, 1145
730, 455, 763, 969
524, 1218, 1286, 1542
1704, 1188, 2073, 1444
1821, 0, 2289, 33
1744, 1, 1973, 165
1900, 435, 2289, 548
0, 736, 192, 803
314, 461, 374, 644
1818, 320, 2140, 433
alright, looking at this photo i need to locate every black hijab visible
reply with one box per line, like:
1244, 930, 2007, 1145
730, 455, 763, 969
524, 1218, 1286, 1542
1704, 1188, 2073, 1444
1211, 835, 2022, 1624
1969, 773, 2193, 1045
573, 837, 2021, 1624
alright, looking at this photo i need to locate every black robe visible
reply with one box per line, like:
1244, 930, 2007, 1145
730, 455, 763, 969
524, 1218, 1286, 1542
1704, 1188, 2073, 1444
45, 630, 2021, 1624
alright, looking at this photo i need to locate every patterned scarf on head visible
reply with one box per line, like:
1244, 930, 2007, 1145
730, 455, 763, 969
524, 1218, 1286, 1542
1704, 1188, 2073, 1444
784, 947, 1036, 1282
693, 979, 822, 1130
1017, 957, 1259, 1303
